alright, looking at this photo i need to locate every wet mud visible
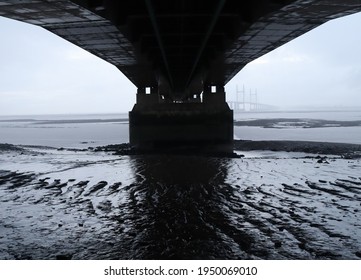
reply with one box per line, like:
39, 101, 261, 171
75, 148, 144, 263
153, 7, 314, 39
0, 144, 361, 259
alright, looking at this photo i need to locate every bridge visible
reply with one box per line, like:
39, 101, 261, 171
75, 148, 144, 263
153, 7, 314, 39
228, 100, 278, 112
1, 0, 361, 153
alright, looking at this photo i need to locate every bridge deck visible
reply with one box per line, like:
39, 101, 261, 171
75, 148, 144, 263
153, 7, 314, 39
1, 0, 361, 100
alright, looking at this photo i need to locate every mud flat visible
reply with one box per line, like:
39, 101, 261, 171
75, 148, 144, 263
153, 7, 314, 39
233, 140, 361, 158
0, 142, 361, 259
234, 118, 361, 129
91, 140, 361, 158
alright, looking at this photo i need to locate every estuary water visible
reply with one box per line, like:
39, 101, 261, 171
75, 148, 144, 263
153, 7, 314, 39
0, 110, 361, 259
0, 110, 361, 147
233, 110, 361, 144
0, 113, 129, 148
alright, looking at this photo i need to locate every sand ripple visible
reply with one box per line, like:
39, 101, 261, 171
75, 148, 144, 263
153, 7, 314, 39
0, 147, 360, 259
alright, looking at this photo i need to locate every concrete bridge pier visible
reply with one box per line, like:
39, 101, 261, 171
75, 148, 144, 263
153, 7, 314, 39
129, 85, 233, 154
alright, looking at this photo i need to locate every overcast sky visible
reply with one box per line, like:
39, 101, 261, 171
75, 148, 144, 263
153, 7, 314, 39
1, 11, 361, 115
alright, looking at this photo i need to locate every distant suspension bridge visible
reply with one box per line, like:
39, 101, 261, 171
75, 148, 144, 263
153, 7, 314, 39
227, 85, 277, 112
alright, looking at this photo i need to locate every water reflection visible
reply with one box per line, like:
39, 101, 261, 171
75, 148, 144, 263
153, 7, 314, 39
113, 155, 252, 259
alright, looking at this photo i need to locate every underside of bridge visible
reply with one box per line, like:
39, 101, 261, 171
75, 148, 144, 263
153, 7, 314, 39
1, 0, 361, 153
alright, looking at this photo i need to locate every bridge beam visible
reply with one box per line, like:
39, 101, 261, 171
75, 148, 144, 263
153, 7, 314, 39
129, 85, 233, 154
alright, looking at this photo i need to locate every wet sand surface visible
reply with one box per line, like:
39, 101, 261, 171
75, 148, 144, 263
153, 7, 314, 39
0, 142, 361, 259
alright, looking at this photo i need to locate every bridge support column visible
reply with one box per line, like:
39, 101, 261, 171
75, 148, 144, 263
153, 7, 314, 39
135, 86, 159, 106
203, 85, 227, 107
129, 85, 233, 154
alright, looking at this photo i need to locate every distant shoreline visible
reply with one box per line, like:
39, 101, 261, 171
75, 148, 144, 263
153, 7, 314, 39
234, 118, 361, 129
1, 117, 361, 128
0, 118, 128, 124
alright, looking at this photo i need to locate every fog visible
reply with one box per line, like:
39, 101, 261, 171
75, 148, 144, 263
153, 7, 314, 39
1, 11, 361, 115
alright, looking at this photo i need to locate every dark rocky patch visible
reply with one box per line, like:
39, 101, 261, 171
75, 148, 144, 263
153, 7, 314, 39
0, 143, 24, 152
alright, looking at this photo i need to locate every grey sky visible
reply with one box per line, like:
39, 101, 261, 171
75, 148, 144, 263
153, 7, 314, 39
226, 12, 361, 109
0, 12, 361, 115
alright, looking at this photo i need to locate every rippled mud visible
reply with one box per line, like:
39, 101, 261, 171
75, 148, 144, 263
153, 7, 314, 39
0, 146, 361, 259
